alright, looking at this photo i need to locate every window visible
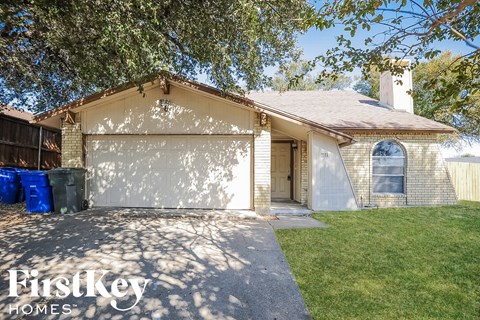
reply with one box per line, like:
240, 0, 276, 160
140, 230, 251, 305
372, 140, 405, 193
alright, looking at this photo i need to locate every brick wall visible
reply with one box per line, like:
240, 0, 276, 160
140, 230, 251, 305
61, 115, 83, 168
340, 132, 457, 207
254, 113, 271, 213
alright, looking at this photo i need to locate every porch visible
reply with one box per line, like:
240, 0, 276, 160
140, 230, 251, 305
270, 199, 313, 215
253, 113, 358, 214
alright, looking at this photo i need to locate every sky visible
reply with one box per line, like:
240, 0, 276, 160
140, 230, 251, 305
288, 24, 480, 158
296, 0, 479, 62
298, 27, 473, 60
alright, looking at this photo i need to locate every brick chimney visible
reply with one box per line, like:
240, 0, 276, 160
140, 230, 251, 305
379, 60, 414, 113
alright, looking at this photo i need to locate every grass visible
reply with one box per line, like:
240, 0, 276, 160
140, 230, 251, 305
276, 201, 480, 320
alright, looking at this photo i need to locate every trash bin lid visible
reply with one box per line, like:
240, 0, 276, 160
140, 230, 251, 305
19, 170, 47, 175
0, 168, 20, 181
47, 168, 86, 173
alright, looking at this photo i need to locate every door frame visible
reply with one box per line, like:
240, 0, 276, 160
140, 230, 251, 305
272, 140, 294, 200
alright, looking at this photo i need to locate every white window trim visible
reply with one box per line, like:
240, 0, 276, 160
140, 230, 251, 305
372, 142, 406, 194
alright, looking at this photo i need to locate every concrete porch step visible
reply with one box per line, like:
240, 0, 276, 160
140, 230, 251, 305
269, 200, 313, 215
269, 208, 313, 215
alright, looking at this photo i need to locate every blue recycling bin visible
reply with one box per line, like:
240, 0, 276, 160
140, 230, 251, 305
14, 168, 26, 202
19, 171, 53, 213
0, 167, 22, 204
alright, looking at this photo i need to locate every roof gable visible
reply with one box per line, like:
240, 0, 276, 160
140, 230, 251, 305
81, 81, 254, 135
33, 75, 355, 144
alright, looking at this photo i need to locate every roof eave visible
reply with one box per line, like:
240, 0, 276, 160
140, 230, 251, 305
335, 127, 457, 134
251, 101, 355, 145
32, 81, 139, 123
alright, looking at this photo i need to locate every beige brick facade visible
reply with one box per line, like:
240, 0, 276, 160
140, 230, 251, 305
253, 113, 271, 213
300, 140, 308, 205
340, 132, 457, 207
61, 116, 84, 168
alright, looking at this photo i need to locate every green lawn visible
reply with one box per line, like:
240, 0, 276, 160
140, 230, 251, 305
276, 201, 480, 320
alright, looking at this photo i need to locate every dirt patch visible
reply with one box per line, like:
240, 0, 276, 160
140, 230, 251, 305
0, 202, 43, 229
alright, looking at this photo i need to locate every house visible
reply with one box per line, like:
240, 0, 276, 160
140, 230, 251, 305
32, 71, 457, 213
0, 106, 61, 169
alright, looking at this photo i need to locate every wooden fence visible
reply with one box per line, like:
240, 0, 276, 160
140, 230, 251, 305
0, 114, 61, 169
446, 161, 480, 202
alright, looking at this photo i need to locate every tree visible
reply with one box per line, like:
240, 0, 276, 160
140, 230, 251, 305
352, 70, 380, 99
412, 51, 480, 139
321, 73, 353, 90
353, 51, 480, 139
303, 0, 480, 136
271, 60, 319, 91
270, 59, 352, 91
0, 0, 307, 112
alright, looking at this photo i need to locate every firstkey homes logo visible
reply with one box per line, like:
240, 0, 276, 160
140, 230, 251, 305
5, 269, 150, 316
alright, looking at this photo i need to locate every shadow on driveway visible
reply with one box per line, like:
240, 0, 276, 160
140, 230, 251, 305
0, 209, 310, 320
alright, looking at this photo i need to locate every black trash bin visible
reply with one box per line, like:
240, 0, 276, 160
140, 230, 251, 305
46, 168, 86, 214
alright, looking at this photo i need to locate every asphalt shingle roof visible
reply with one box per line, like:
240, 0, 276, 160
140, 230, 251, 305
248, 90, 454, 132
0, 106, 33, 122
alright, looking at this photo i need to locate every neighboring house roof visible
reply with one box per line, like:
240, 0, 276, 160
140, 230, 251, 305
0, 106, 33, 122
247, 90, 455, 133
445, 157, 480, 163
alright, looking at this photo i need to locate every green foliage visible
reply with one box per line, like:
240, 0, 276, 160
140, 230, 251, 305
352, 70, 380, 99
413, 52, 480, 139
0, 0, 307, 112
321, 73, 353, 90
353, 51, 480, 139
271, 59, 319, 91
306, 0, 480, 138
270, 59, 352, 91
276, 202, 480, 320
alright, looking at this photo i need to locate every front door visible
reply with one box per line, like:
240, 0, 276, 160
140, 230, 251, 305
271, 143, 291, 199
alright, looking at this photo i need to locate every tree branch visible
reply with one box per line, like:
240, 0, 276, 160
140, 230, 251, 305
379, 2, 480, 50
376, 8, 428, 19
446, 26, 480, 50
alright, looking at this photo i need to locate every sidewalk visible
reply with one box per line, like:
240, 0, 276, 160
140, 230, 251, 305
268, 215, 327, 229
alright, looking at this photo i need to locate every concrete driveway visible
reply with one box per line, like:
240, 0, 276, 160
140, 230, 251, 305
0, 209, 310, 320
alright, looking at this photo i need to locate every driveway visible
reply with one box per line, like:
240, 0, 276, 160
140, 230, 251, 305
0, 209, 310, 319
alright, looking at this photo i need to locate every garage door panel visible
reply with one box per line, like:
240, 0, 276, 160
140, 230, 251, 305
146, 139, 168, 151
168, 138, 188, 150
87, 136, 251, 209
150, 171, 170, 207
90, 149, 128, 206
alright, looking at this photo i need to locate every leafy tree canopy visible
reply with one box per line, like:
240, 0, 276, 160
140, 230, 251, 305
0, 0, 307, 112
270, 59, 352, 91
413, 51, 479, 139
353, 71, 380, 99
304, 0, 480, 136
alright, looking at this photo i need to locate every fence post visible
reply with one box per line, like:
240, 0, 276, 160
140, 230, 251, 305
37, 126, 43, 170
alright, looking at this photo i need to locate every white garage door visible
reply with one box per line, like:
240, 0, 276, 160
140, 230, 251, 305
86, 135, 252, 209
